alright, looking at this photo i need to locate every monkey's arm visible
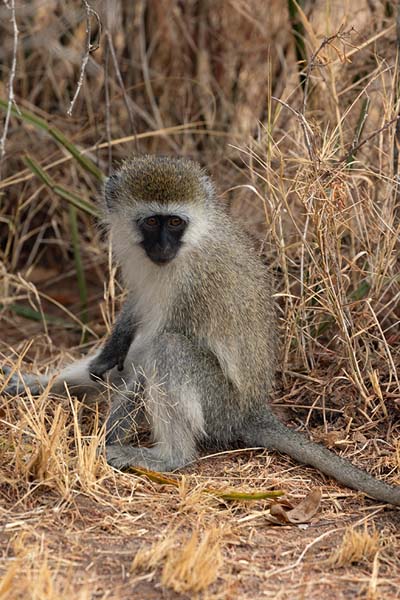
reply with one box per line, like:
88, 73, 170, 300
89, 302, 137, 381
2, 304, 136, 396
2, 353, 103, 399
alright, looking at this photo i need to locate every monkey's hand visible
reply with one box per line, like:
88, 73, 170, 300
89, 351, 122, 381
89, 335, 132, 381
89, 303, 136, 381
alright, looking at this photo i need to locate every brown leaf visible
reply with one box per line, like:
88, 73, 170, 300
269, 488, 322, 525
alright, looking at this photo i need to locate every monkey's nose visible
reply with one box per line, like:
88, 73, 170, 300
149, 243, 176, 265
158, 242, 174, 257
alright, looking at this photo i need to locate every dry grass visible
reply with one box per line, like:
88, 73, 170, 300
329, 525, 381, 567
1, 0, 400, 598
132, 526, 225, 594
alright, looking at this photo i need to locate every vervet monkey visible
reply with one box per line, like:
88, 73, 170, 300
3, 155, 400, 506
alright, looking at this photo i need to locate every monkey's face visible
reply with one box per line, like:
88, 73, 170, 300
136, 213, 188, 265
103, 156, 217, 266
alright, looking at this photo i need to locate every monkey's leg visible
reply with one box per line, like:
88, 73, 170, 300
106, 333, 207, 472
105, 374, 146, 445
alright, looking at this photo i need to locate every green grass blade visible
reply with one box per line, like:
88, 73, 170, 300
288, 0, 307, 89
0, 98, 105, 181
49, 127, 105, 182
346, 97, 371, 168
206, 489, 285, 501
0, 302, 71, 327
24, 155, 54, 187
0, 98, 48, 130
53, 185, 99, 217
24, 156, 99, 217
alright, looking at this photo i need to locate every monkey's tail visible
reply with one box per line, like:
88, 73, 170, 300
246, 413, 400, 506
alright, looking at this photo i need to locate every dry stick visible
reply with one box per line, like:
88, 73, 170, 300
0, 0, 19, 170
282, 113, 400, 192
291, 26, 354, 166
105, 30, 140, 153
271, 96, 316, 365
339, 115, 400, 166
67, 0, 102, 117
393, 2, 400, 217
289, 27, 353, 167
301, 28, 350, 117
138, 0, 164, 131
271, 96, 316, 164
299, 194, 313, 369
263, 528, 338, 579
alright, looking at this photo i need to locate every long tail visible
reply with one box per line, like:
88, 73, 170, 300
246, 413, 400, 506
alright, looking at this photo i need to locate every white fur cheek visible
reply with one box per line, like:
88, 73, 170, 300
108, 215, 143, 264
182, 212, 211, 249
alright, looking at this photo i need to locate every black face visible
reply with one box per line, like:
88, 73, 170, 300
137, 214, 188, 265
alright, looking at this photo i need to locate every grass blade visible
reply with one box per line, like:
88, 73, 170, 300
288, 0, 307, 89
23, 155, 91, 330
346, 97, 371, 168
50, 127, 105, 182
24, 156, 99, 217
68, 205, 89, 327
0, 302, 72, 327
0, 98, 104, 181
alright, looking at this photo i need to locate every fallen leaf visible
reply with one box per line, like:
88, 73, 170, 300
269, 488, 322, 525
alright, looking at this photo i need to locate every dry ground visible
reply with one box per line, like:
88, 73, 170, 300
0, 345, 399, 599
1, 1, 400, 598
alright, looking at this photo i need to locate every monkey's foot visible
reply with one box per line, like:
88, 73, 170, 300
106, 444, 178, 472
1, 366, 42, 396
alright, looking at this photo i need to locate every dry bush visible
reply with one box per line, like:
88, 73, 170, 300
0, 1, 399, 598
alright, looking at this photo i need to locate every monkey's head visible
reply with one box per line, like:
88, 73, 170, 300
103, 155, 216, 266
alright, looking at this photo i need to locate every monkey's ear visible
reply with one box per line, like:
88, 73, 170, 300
104, 173, 121, 210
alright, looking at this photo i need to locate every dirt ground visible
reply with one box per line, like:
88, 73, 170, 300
1, 309, 399, 600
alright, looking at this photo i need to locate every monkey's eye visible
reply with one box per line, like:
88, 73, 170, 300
143, 216, 159, 228
168, 216, 184, 229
